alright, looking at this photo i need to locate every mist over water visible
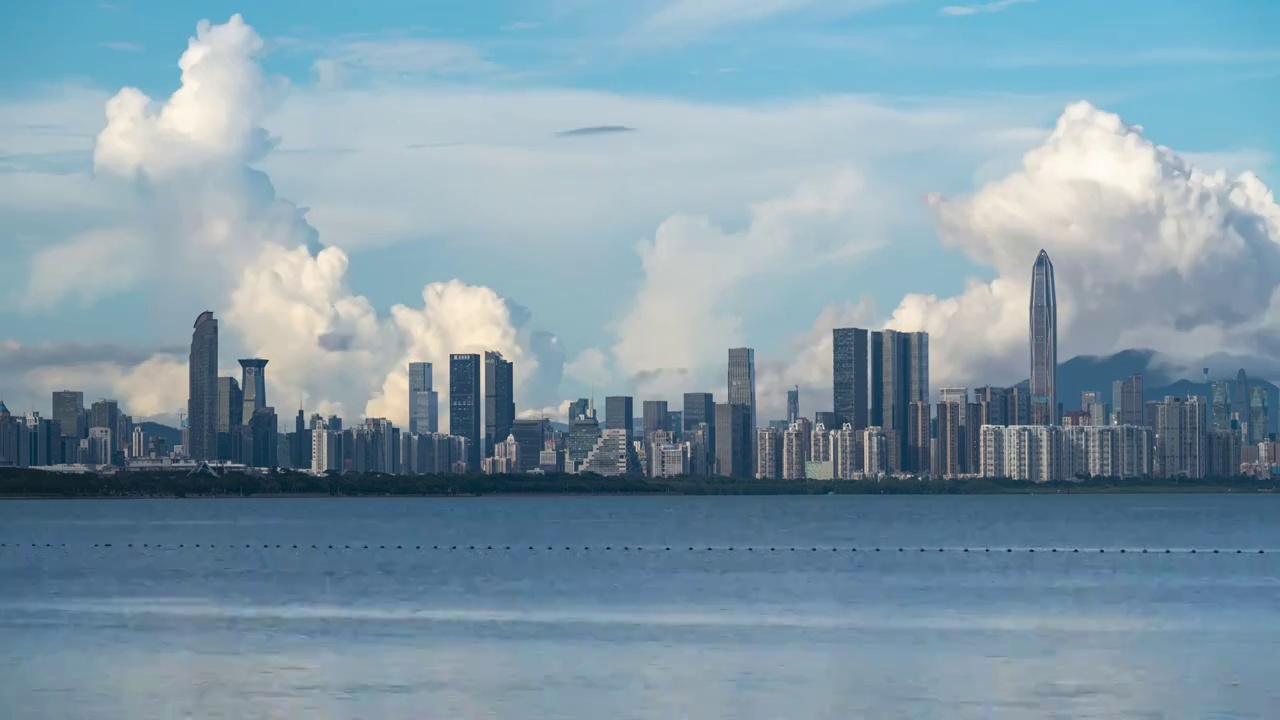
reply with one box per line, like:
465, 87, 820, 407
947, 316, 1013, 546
2, 495, 1278, 719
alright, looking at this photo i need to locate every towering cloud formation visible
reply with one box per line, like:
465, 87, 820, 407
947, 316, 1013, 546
888, 101, 1280, 388
31, 15, 561, 424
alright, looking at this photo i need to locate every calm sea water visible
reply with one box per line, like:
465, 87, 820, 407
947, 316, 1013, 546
1, 495, 1278, 719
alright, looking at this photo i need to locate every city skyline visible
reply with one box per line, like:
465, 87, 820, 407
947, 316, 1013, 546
1, 8, 1278, 431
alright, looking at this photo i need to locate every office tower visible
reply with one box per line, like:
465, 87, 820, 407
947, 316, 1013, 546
408, 362, 439, 435
651, 441, 689, 478
755, 427, 782, 480
1208, 430, 1242, 477
786, 386, 800, 425
1029, 249, 1058, 426
964, 403, 983, 474
870, 332, 884, 426
567, 413, 601, 470
1209, 381, 1232, 432
666, 411, 683, 440
568, 398, 590, 423
0, 401, 16, 467
728, 348, 757, 462
581, 429, 637, 476
605, 396, 634, 443
974, 386, 1009, 427
1081, 390, 1107, 426
87, 426, 113, 466
936, 401, 962, 478
642, 400, 669, 444
1008, 386, 1033, 425
832, 328, 869, 429
1234, 369, 1249, 427
187, 311, 219, 462
814, 411, 838, 431
877, 330, 927, 466
483, 351, 514, 457
90, 400, 119, 438
510, 418, 548, 473
449, 353, 482, 471
781, 423, 806, 479
714, 403, 751, 479
1155, 396, 1207, 479
216, 377, 243, 431
116, 414, 132, 454
51, 391, 83, 439
1248, 387, 1269, 444
243, 407, 277, 468
1112, 374, 1143, 427
238, 358, 268, 423
831, 423, 859, 479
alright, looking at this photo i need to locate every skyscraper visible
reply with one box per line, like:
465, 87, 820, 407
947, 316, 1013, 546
1029, 249, 1058, 426
786, 386, 800, 425
51, 391, 83, 439
1234, 369, 1249, 427
238, 358, 269, 423
188, 311, 219, 461
1248, 386, 1269, 444
832, 328, 868, 429
408, 362, 439, 434
484, 351, 514, 457
89, 400, 119, 435
642, 400, 669, 444
936, 401, 962, 478
906, 401, 931, 475
714, 402, 751, 479
449, 354, 481, 471
877, 329, 927, 469
683, 392, 715, 464
1155, 396, 1207, 479
605, 396, 634, 443
1112, 374, 1143, 426
1210, 380, 1233, 432
728, 348, 756, 458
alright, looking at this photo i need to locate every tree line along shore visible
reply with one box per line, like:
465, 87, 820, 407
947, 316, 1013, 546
0, 468, 1275, 498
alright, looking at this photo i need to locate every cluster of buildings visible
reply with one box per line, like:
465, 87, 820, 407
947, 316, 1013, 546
2, 250, 1276, 481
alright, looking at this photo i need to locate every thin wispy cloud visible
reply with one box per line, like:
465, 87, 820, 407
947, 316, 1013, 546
501, 21, 541, 31
939, 0, 1035, 16
100, 41, 144, 52
633, 0, 909, 46
556, 125, 637, 137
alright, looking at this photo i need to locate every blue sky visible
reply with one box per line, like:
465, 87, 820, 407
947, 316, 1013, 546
1, 0, 1278, 421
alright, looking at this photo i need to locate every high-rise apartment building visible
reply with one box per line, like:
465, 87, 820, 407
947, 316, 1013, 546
714, 403, 751, 479
408, 362, 439, 435
1208, 429, 1242, 477
728, 348, 756, 459
484, 351, 514, 457
1029, 249, 1058, 426
862, 426, 889, 477
449, 354, 481, 471
238, 358, 268, 423
906, 401, 931, 476
782, 423, 807, 480
605, 396, 634, 444
832, 328, 869, 429
188, 311, 219, 461
936, 401, 962, 478
1155, 396, 1207, 479
831, 423, 860, 480
755, 426, 781, 480
980, 425, 1065, 482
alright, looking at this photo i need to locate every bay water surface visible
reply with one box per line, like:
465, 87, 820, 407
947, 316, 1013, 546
2, 494, 1278, 719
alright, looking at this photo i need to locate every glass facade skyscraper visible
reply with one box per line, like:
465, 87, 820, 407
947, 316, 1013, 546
187, 311, 218, 461
1029, 249, 1058, 426
449, 354, 481, 471
832, 328, 868, 429
728, 348, 756, 458
484, 351, 514, 456
408, 361, 438, 435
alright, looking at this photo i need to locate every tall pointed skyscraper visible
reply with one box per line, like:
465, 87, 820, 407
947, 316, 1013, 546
238, 358, 269, 422
1029, 249, 1058, 426
188, 311, 219, 461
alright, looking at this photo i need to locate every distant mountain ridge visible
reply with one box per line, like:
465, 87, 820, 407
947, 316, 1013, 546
1046, 349, 1278, 427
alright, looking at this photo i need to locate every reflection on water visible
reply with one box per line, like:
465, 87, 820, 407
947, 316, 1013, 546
1, 495, 1278, 719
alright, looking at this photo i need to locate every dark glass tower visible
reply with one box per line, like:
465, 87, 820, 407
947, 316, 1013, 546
605, 396, 634, 443
832, 328, 868, 429
484, 351, 514, 456
1029, 249, 1058, 426
238, 358, 269, 423
450, 354, 481, 471
187, 311, 219, 461
51, 391, 84, 439
727, 348, 756, 458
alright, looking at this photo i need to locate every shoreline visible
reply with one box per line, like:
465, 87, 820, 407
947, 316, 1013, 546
1, 487, 1274, 500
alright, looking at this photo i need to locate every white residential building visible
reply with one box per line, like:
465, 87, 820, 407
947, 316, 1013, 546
782, 422, 807, 480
